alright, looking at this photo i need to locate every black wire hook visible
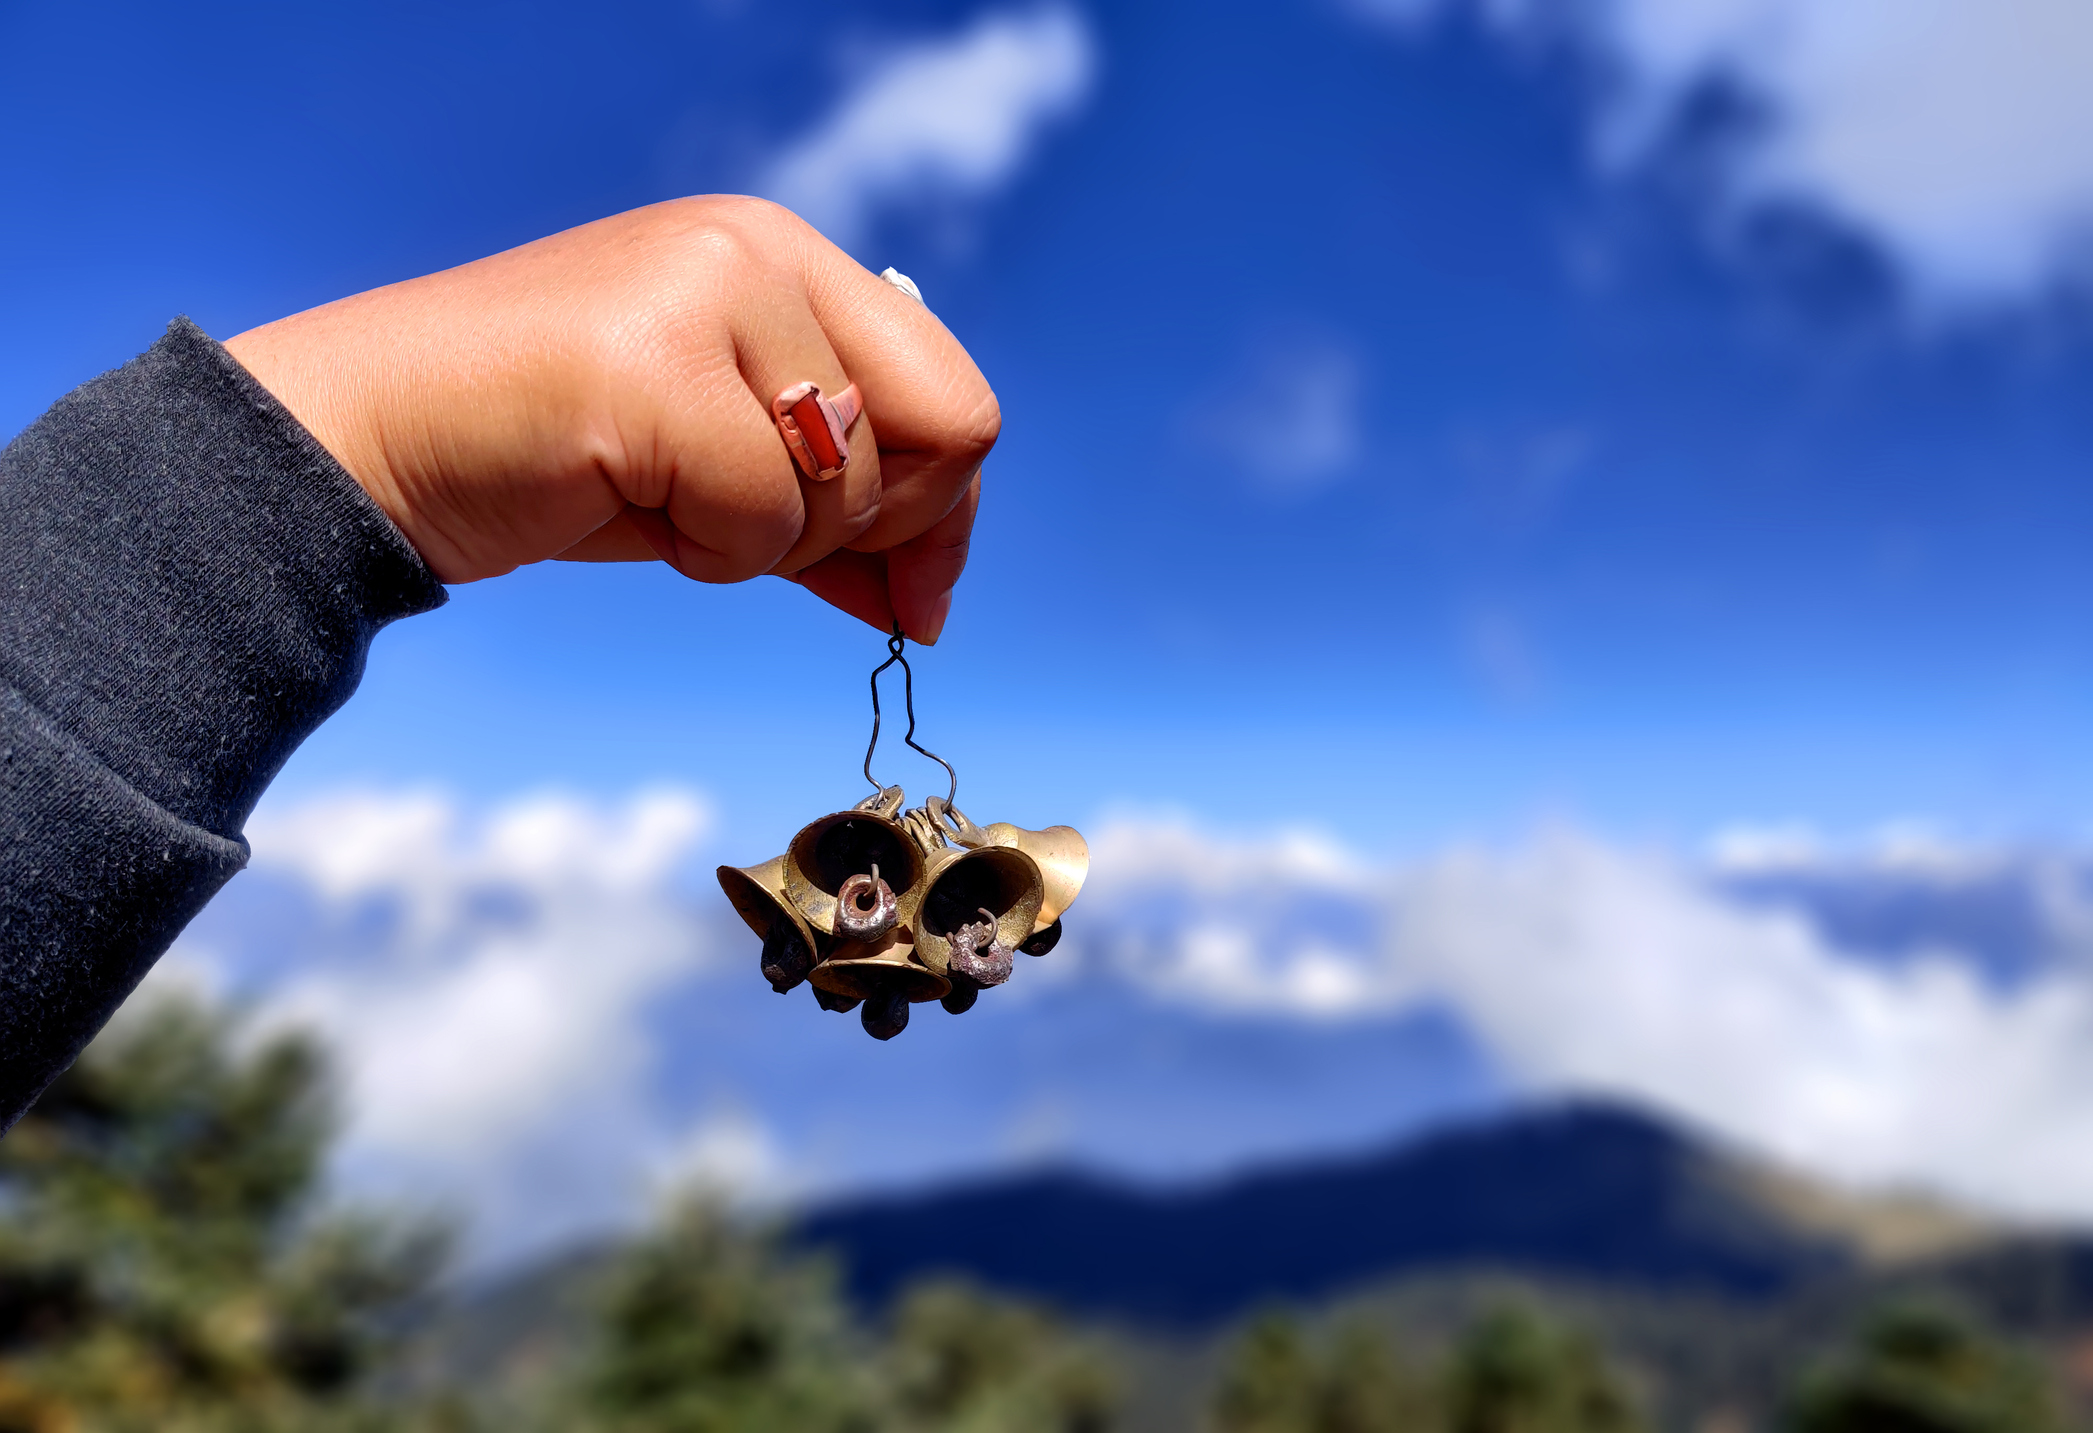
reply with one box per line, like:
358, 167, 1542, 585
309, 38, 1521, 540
864, 624, 958, 806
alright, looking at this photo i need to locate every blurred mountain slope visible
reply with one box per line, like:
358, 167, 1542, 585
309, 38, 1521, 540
795, 1103, 1997, 1324
407, 1101, 2081, 1430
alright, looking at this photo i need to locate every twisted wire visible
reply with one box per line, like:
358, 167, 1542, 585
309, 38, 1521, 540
864, 624, 958, 805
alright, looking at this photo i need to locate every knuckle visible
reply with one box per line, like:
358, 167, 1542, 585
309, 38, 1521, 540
665, 196, 800, 272
682, 221, 761, 283
947, 384, 1001, 465
712, 194, 803, 235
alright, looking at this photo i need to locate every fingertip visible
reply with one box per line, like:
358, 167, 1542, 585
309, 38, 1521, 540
904, 588, 953, 646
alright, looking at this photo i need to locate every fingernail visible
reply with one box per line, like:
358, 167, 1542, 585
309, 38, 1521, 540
916, 589, 953, 646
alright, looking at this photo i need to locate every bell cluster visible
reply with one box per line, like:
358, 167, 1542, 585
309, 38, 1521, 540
717, 787, 1089, 1041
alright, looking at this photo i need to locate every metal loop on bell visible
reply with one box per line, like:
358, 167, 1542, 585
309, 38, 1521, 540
927, 795, 990, 849
834, 862, 899, 941
947, 905, 1017, 988
855, 784, 906, 819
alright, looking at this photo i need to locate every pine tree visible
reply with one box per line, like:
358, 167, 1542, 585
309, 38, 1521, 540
1318, 1319, 1420, 1433
1786, 1302, 2064, 1433
1442, 1304, 1643, 1433
577, 1198, 879, 1433
578, 1211, 1120, 1433
1213, 1312, 1321, 1433
0, 992, 452, 1433
1211, 1311, 1424, 1433
883, 1278, 1116, 1433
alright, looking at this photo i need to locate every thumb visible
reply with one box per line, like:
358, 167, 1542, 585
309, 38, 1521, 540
883, 473, 979, 646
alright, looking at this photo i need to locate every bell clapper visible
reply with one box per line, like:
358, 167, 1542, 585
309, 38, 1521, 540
861, 981, 911, 1040
759, 915, 815, 993
716, 626, 1088, 1040
813, 985, 863, 1015
1020, 919, 1062, 957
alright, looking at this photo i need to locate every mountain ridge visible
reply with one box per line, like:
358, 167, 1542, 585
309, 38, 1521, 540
793, 1100, 2004, 1324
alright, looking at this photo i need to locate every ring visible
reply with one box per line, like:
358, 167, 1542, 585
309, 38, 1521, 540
772, 381, 863, 481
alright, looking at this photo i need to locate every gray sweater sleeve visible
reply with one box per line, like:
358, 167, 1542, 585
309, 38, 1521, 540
0, 318, 448, 1125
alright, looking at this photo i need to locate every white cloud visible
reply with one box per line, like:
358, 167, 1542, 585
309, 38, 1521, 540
153, 784, 2093, 1246
161, 787, 716, 1260
1367, 0, 2093, 307
1080, 818, 2093, 1222
654, 1105, 791, 1204
1189, 338, 1365, 490
759, 6, 1095, 252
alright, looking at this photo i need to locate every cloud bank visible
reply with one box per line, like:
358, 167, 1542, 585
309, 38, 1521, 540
760, 6, 1095, 252
163, 788, 2093, 1256
1361, 0, 2093, 307
1084, 817, 2093, 1222
164, 788, 717, 1261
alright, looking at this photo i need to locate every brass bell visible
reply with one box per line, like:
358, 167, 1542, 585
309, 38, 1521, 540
808, 927, 950, 1041
909, 844, 1044, 979
978, 822, 1090, 933
722, 629, 1089, 1033
784, 787, 927, 941
716, 856, 823, 994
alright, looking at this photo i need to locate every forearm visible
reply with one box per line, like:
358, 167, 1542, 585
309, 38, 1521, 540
0, 318, 446, 1125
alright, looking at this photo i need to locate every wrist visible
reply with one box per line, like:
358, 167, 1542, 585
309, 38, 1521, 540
224, 310, 421, 560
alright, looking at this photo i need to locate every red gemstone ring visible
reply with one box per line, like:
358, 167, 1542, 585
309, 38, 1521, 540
772, 381, 863, 481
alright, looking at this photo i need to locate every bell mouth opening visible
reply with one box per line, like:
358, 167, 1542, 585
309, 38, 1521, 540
718, 864, 809, 941
791, 815, 922, 899
921, 848, 1043, 944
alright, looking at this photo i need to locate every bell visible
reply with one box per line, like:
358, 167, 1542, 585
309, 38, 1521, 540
979, 823, 1090, 932
807, 928, 949, 1002
813, 985, 862, 1014
717, 856, 823, 994
784, 788, 928, 940
808, 927, 950, 1041
910, 845, 1044, 978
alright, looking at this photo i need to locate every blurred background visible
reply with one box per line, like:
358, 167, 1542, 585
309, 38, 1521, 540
12, 0, 2093, 1428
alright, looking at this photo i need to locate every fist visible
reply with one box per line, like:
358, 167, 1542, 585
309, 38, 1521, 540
223, 197, 999, 643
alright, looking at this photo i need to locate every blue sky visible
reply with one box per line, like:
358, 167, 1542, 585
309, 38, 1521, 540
14, 0, 2093, 1265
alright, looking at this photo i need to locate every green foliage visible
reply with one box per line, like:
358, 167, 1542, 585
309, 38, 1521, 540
0, 993, 452, 1433
1442, 1304, 1643, 1433
1213, 1313, 1320, 1433
884, 1279, 1116, 1433
1213, 1303, 1643, 1433
575, 1207, 1119, 1433
1318, 1321, 1418, 1433
579, 1199, 876, 1433
1211, 1311, 1424, 1433
1785, 1302, 2065, 1433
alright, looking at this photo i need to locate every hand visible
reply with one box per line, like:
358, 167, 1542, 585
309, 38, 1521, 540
223, 197, 998, 643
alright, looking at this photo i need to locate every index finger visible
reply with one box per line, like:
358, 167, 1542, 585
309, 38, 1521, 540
795, 235, 1000, 554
